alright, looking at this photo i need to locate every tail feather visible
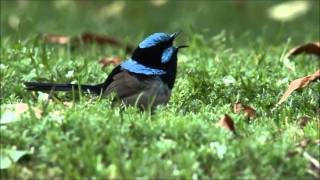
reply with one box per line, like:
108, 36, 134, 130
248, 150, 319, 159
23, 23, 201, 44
24, 82, 103, 95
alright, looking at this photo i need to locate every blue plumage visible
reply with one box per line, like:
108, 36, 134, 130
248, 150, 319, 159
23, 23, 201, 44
138, 32, 176, 48
120, 58, 166, 75
161, 46, 175, 63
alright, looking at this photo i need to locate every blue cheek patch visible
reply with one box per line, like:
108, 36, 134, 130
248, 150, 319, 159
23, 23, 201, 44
139, 33, 171, 48
161, 46, 175, 63
120, 59, 166, 75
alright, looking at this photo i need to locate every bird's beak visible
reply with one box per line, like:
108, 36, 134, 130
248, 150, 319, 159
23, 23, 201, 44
177, 45, 189, 49
170, 31, 182, 39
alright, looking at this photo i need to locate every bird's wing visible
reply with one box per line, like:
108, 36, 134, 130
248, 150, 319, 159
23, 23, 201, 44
104, 70, 145, 99
104, 70, 171, 108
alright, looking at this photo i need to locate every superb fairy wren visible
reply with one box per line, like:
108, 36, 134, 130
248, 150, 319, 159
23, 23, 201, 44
24, 32, 188, 109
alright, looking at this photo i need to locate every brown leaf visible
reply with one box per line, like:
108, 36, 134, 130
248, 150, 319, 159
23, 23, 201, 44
80, 32, 121, 46
15, 103, 29, 116
43, 34, 71, 44
98, 56, 122, 68
43, 32, 133, 53
298, 116, 310, 128
217, 114, 236, 133
277, 70, 320, 105
286, 42, 320, 58
295, 139, 311, 148
234, 102, 256, 119
63, 101, 73, 107
15, 103, 42, 119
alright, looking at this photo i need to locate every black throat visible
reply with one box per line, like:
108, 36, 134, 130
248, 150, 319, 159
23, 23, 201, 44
161, 54, 178, 89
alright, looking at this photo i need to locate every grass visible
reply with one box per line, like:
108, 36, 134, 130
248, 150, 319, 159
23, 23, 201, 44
1, 1, 320, 179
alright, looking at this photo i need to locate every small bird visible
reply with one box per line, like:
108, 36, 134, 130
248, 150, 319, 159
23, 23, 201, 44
24, 32, 188, 110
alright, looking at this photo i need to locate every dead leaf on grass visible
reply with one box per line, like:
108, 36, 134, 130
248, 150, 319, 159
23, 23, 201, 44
43, 32, 133, 53
15, 103, 42, 119
44, 34, 71, 44
233, 102, 256, 119
98, 56, 122, 68
277, 70, 320, 105
298, 116, 311, 128
63, 101, 73, 107
217, 114, 236, 133
295, 139, 311, 148
286, 42, 320, 58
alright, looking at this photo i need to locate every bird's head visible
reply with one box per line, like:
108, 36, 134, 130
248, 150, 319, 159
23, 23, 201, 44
131, 32, 180, 68
121, 32, 187, 77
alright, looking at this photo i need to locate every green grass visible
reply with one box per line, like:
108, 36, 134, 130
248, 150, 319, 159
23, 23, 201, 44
1, 1, 320, 179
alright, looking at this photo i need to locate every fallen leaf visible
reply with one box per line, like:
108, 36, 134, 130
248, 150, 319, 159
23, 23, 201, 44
295, 139, 311, 148
0, 149, 31, 169
43, 34, 71, 44
63, 101, 73, 107
98, 56, 122, 68
43, 32, 133, 53
217, 114, 236, 133
298, 116, 310, 128
80, 32, 122, 46
15, 103, 29, 116
234, 102, 256, 119
277, 70, 320, 105
15, 103, 42, 119
286, 42, 320, 58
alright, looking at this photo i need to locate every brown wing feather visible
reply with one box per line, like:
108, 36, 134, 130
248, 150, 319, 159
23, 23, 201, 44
104, 70, 171, 109
104, 70, 144, 98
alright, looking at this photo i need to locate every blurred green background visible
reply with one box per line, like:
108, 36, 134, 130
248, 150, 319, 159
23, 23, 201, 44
1, 0, 319, 46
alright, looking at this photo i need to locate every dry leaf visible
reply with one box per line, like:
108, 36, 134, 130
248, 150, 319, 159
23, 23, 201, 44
44, 34, 71, 44
286, 42, 320, 58
43, 32, 133, 52
80, 32, 122, 46
15, 103, 42, 119
277, 70, 320, 105
63, 102, 73, 107
298, 116, 310, 128
234, 102, 256, 119
98, 56, 122, 68
295, 139, 311, 148
15, 103, 29, 116
217, 114, 236, 133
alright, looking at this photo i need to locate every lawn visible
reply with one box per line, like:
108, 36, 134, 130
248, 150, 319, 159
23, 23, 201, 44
1, 1, 319, 179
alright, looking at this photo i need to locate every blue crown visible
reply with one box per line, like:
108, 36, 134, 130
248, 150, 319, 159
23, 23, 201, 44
139, 32, 175, 48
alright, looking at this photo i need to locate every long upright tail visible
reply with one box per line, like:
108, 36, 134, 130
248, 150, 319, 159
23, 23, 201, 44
24, 82, 103, 95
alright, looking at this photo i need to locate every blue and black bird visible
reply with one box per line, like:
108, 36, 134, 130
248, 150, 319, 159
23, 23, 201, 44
24, 32, 188, 109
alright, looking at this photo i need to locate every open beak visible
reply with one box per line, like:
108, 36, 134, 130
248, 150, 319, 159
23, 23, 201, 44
177, 45, 189, 49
